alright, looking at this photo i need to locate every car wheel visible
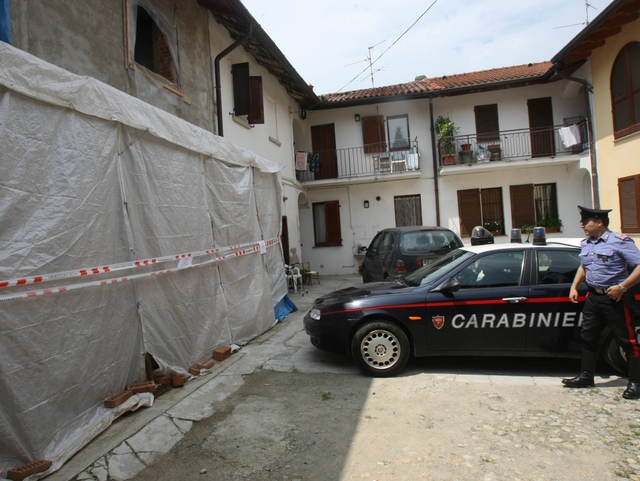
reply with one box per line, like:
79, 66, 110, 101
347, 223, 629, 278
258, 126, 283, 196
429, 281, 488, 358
351, 321, 410, 377
603, 332, 627, 374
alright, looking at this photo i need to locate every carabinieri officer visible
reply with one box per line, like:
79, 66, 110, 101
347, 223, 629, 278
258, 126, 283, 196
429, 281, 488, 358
563, 205, 640, 398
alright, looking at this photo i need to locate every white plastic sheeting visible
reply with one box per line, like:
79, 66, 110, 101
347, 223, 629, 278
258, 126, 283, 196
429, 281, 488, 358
0, 42, 289, 477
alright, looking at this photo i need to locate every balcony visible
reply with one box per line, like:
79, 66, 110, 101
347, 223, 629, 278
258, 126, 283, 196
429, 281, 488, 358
296, 140, 421, 183
438, 122, 589, 168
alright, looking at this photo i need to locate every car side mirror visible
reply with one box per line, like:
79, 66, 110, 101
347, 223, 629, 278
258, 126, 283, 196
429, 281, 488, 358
436, 278, 460, 293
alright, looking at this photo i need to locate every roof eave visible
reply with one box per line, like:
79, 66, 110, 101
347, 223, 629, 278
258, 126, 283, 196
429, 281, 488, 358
313, 72, 554, 110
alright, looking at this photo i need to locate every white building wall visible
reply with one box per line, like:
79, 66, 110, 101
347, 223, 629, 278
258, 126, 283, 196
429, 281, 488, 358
297, 78, 591, 275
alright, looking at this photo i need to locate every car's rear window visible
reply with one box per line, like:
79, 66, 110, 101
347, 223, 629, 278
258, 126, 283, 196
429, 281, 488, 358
401, 230, 461, 254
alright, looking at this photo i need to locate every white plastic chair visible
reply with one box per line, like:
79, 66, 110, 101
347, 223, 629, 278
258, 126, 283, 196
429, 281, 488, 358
286, 265, 302, 293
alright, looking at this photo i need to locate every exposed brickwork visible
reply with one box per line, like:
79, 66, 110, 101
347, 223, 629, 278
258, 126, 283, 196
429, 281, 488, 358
154, 375, 169, 385
171, 371, 185, 387
214, 345, 232, 361
7, 460, 52, 481
127, 380, 156, 393
152, 24, 177, 84
104, 390, 133, 408
188, 365, 201, 376
197, 358, 215, 369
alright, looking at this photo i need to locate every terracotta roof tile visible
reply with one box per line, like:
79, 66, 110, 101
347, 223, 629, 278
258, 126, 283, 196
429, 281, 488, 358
323, 61, 553, 103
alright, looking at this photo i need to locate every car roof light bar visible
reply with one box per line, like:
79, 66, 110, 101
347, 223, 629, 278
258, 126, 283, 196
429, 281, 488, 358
510, 228, 523, 243
532, 227, 547, 246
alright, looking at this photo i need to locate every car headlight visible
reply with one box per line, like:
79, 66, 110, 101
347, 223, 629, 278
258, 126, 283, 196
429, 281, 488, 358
309, 308, 321, 320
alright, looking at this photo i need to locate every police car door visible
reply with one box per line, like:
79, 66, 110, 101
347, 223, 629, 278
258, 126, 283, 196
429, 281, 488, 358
425, 250, 528, 351
526, 248, 584, 353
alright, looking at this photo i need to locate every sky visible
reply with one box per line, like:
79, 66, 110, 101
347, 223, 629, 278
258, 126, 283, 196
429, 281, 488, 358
241, 0, 614, 95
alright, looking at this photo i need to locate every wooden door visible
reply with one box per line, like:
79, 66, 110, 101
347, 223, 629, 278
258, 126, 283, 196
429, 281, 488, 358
528, 97, 555, 158
311, 124, 338, 180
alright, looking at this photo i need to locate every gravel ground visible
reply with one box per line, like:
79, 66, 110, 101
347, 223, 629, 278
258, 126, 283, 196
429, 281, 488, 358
129, 366, 640, 481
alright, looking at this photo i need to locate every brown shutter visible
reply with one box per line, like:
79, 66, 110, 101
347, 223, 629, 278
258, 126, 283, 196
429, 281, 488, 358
458, 189, 481, 237
232, 62, 250, 116
248, 76, 264, 124
510, 184, 535, 228
362, 116, 386, 153
619, 176, 640, 232
325, 200, 342, 246
474, 104, 499, 142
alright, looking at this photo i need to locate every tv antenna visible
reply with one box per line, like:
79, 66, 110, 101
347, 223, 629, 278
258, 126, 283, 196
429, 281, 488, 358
554, 0, 597, 29
365, 40, 386, 88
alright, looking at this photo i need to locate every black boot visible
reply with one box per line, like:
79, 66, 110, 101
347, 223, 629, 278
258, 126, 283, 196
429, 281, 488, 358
562, 371, 595, 388
562, 350, 598, 388
623, 357, 640, 400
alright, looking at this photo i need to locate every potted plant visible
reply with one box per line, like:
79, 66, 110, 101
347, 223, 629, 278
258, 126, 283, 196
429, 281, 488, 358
434, 115, 459, 166
536, 218, 563, 233
483, 220, 503, 235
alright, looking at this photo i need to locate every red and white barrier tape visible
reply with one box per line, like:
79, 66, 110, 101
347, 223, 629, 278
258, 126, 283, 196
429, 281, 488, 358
0, 237, 280, 302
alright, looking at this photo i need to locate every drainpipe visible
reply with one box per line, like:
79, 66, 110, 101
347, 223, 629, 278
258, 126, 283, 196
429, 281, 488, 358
429, 97, 441, 226
214, 24, 253, 137
553, 70, 600, 208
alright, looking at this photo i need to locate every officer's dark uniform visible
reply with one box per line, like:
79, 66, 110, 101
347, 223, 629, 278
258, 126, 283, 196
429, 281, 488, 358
563, 206, 640, 399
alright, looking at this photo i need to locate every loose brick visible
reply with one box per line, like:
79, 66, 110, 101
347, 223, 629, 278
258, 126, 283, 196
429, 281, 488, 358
214, 345, 232, 361
104, 390, 133, 408
127, 380, 156, 393
154, 375, 169, 385
197, 358, 214, 369
188, 365, 201, 376
7, 460, 52, 481
171, 371, 184, 387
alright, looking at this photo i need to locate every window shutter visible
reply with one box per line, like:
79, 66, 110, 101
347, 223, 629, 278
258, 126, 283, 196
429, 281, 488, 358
325, 200, 342, 246
611, 42, 640, 138
248, 76, 264, 124
619, 176, 640, 232
232, 62, 250, 116
510, 184, 535, 228
458, 189, 481, 237
362, 116, 386, 153
481, 187, 504, 230
474, 104, 499, 142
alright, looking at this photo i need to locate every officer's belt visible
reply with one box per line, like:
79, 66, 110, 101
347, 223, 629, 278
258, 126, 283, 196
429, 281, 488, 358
588, 286, 608, 295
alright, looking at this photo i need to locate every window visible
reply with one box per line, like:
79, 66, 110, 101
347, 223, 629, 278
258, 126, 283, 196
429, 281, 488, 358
362, 116, 386, 153
509, 183, 558, 228
611, 42, 640, 139
536, 250, 580, 285
134, 6, 178, 85
474, 104, 500, 142
457, 188, 504, 236
231, 62, 264, 124
619, 174, 640, 233
394, 195, 422, 227
452, 251, 524, 289
387, 115, 410, 150
313, 201, 342, 246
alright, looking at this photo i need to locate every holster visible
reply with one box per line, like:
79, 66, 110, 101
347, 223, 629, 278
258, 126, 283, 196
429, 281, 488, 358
622, 291, 636, 311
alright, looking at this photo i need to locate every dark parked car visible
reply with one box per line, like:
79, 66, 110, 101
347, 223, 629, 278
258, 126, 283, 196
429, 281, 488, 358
361, 226, 463, 283
305, 235, 635, 377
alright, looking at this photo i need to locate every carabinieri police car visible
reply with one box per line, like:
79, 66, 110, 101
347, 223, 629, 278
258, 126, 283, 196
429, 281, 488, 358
304, 228, 635, 377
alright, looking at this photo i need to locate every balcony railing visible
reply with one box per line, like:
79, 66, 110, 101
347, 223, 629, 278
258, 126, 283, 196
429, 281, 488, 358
438, 121, 589, 168
296, 140, 420, 182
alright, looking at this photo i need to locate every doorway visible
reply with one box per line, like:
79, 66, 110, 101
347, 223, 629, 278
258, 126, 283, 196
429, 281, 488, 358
528, 97, 555, 158
311, 123, 338, 180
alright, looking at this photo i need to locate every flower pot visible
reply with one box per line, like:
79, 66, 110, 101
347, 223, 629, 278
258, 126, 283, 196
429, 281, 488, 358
487, 145, 501, 161
543, 227, 560, 233
459, 151, 472, 164
442, 154, 456, 166
461, 143, 472, 152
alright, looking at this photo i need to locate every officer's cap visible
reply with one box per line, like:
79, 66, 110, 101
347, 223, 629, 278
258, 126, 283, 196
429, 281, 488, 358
578, 205, 611, 224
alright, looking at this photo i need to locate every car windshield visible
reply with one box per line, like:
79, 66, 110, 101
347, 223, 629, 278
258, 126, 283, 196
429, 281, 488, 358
404, 249, 474, 286
401, 230, 461, 254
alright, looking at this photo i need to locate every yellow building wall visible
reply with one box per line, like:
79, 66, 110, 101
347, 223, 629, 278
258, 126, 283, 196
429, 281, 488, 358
589, 17, 640, 241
